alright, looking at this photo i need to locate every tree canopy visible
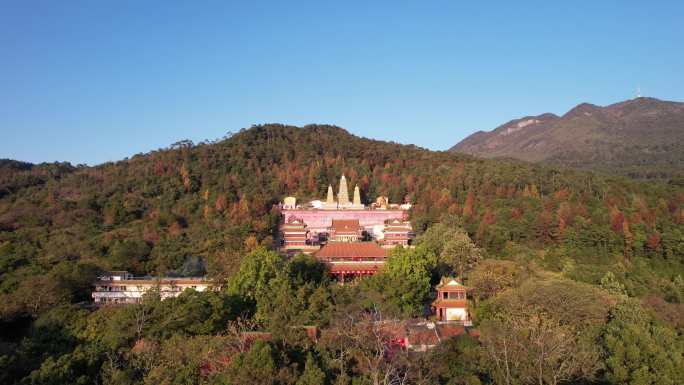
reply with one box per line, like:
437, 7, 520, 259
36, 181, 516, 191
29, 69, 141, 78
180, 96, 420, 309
1, 124, 683, 384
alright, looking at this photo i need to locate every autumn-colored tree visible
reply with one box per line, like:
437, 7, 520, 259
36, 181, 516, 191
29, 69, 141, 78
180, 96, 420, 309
468, 259, 522, 302
462, 190, 475, 219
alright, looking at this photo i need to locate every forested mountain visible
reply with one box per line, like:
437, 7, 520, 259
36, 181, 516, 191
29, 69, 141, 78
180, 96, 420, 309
1, 124, 683, 384
451, 97, 684, 179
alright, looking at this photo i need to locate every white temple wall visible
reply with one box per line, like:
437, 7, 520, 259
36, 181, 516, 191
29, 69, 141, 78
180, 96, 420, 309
445, 307, 467, 321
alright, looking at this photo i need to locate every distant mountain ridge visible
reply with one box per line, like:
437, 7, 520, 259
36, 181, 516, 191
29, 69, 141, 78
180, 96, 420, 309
450, 97, 684, 179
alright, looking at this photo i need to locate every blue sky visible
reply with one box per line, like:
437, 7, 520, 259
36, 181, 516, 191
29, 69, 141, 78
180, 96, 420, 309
1, 1, 683, 165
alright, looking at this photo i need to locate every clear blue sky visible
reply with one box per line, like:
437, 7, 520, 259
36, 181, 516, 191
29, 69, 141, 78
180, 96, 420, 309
1, 1, 683, 165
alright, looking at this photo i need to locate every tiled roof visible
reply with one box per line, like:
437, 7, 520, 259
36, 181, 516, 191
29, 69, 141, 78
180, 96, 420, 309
330, 219, 361, 231
406, 323, 467, 346
435, 277, 468, 290
438, 324, 468, 339
316, 242, 387, 258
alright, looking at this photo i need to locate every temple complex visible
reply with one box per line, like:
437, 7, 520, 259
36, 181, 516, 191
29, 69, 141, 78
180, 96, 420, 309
281, 174, 412, 242
280, 174, 415, 280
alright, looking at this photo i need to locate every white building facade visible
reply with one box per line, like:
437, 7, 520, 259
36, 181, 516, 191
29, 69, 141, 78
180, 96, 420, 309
92, 271, 214, 304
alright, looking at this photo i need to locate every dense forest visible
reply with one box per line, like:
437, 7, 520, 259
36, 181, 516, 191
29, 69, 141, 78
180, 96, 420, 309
1, 124, 683, 384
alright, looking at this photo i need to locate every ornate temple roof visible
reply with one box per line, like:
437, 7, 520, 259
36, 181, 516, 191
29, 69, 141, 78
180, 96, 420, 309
435, 277, 468, 291
330, 219, 362, 234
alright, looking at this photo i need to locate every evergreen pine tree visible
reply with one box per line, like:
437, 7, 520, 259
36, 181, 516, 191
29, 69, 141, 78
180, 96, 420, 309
296, 353, 326, 385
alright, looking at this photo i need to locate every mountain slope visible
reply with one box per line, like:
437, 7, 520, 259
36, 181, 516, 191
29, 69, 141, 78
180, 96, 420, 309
1, 123, 684, 385
451, 97, 684, 179
1, 124, 684, 321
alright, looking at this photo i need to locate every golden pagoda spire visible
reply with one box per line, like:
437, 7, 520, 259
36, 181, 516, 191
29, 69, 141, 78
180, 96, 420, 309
326, 185, 334, 205
338, 175, 349, 206
353, 184, 361, 206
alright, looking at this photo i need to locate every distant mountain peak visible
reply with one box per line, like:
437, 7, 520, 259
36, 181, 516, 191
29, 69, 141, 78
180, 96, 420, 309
563, 102, 602, 118
450, 97, 684, 179
494, 113, 558, 136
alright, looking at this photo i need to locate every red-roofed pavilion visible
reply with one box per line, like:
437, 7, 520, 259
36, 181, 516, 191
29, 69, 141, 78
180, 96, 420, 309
316, 242, 387, 282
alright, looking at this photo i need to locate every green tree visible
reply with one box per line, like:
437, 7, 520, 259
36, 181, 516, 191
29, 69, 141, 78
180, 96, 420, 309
297, 353, 327, 385
257, 277, 334, 337
143, 335, 232, 385
600, 271, 627, 296
424, 334, 485, 385
441, 231, 483, 277
286, 253, 329, 287
601, 300, 684, 385
228, 247, 284, 302
109, 239, 150, 273
256, 255, 334, 337
467, 259, 522, 303
480, 278, 612, 385
147, 290, 246, 338
361, 246, 436, 317
25, 344, 106, 385
417, 219, 482, 277
225, 340, 278, 385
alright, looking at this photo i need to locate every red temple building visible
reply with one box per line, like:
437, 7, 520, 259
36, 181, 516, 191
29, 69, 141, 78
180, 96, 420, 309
316, 242, 387, 282
380, 218, 413, 247
329, 219, 363, 242
278, 174, 415, 264
431, 278, 471, 324
281, 217, 308, 247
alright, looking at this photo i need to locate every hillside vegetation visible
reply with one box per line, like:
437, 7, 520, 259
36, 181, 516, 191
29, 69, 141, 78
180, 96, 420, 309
1, 124, 683, 384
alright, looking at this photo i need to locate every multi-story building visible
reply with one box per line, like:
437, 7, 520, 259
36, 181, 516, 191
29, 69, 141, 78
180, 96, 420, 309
431, 277, 471, 325
328, 219, 363, 242
315, 242, 387, 282
281, 217, 308, 247
92, 271, 213, 305
380, 218, 413, 247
